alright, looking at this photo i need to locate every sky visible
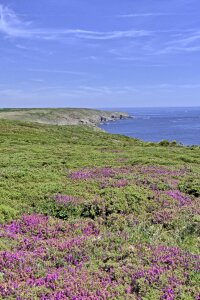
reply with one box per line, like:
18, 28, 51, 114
0, 0, 200, 108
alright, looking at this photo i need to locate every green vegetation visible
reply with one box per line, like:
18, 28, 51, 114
0, 108, 128, 126
0, 119, 199, 299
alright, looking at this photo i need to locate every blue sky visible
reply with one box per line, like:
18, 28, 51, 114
0, 0, 200, 108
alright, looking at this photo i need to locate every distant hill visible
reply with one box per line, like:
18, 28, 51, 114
0, 108, 128, 126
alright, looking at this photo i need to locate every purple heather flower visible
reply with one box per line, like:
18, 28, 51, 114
54, 194, 80, 205
166, 190, 192, 206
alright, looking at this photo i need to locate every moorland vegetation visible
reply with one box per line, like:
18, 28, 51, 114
0, 119, 199, 299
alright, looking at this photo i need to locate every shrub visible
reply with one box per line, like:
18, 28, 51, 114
159, 140, 170, 146
0, 205, 17, 224
178, 178, 200, 197
38, 196, 83, 220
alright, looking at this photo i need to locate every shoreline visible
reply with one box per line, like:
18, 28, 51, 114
99, 107, 200, 147
0, 108, 130, 127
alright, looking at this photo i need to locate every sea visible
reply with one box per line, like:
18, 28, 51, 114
99, 107, 200, 146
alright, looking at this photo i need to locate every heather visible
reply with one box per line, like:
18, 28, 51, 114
0, 120, 199, 299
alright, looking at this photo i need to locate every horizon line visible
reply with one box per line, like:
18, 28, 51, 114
0, 106, 200, 110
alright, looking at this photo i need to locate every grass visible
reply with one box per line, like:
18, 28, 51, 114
0, 108, 128, 126
0, 119, 199, 299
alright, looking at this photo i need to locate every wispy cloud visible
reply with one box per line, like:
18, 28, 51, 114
30, 78, 45, 83
15, 44, 53, 55
157, 31, 200, 54
169, 31, 200, 46
1, 83, 200, 103
0, 4, 32, 38
0, 4, 150, 41
28, 68, 86, 76
118, 12, 190, 18
158, 45, 200, 54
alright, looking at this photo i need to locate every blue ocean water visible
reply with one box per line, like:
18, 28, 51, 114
100, 107, 200, 146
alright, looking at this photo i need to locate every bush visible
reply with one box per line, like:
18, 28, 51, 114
38, 198, 83, 220
178, 178, 200, 197
158, 140, 180, 147
158, 140, 170, 146
0, 205, 17, 224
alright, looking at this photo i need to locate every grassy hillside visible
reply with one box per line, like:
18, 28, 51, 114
0, 119, 199, 299
0, 108, 128, 126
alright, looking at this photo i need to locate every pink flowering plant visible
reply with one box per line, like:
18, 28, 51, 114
0, 121, 199, 299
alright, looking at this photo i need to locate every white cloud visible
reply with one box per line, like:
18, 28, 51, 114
28, 68, 86, 76
157, 31, 200, 54
0, 4, 151, 41
0, 4, 32, 38
168, 31, 200, 47
158, 45, 200, 54
118, 12, 189, 18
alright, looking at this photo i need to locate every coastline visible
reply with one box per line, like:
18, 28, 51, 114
0, 108, 129, 127
0, 113, 199, 299
99, 107, 200, 146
